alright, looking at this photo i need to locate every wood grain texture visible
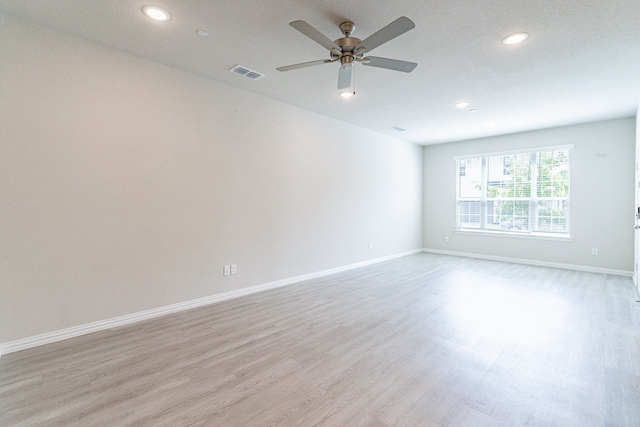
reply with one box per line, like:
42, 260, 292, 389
1, 253, 639, 426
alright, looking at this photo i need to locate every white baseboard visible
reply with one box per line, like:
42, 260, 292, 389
0, 249, 422, 357
422, 248, 634, 277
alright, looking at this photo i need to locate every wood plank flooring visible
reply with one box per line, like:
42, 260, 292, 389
2, 253, 640, 426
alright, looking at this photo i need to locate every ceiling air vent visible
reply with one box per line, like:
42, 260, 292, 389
230, 65, 265, 80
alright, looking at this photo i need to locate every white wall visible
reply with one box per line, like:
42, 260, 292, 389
423, 118, 636, 272
0, 14, 423, 343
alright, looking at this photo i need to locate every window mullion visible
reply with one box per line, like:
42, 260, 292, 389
530, 153, 538, 231
481, 156, 488, 229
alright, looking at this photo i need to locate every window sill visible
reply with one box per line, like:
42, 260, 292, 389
455, 229, 573, 242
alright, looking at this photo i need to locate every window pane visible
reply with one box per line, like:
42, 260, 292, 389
487, 154, 531, 199
458, 158, 482, 198
458, 201, 480, 228
486, 200, 530, 231
537, 199, 568, 233
537, 150, 569, 198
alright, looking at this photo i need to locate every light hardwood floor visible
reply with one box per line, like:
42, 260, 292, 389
2, 253, 640, 426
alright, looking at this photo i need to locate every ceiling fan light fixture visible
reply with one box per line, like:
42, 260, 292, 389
142, 5, 171, 22
502, 32, 529, 45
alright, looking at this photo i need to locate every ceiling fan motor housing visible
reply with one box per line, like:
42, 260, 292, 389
335, 36, 361, 51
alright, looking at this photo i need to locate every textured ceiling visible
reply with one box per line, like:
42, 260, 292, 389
1, 0, 639, 145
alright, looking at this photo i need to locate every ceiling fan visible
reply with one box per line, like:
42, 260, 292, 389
276, 17, 417, 91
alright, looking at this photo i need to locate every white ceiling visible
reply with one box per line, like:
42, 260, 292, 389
1, 0, 639, 145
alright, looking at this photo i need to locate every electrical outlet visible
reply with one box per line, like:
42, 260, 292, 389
231, 264, 237, 274
369, 242, 373, 250
223, 265, 231, 276
591, 248, 598, 256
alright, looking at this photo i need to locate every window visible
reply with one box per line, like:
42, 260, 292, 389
455, 145, 572, 236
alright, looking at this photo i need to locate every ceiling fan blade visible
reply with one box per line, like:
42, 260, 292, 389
337, 66, 353, 89
355, 17, 415, 53
277, 59, 334, 72
290, 20, 341, 51
362, 56, 417, 73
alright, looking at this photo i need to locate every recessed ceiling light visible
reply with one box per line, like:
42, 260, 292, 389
455, 101, 469, 108
469, 109, 477, 113
142, 5, 171, 22
390, 126, 406, 132
340, 91, 354, 98
196, 30, 209, 37
502, 32, 529, 45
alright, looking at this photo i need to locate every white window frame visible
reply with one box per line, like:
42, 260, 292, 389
454, 144, 573, 239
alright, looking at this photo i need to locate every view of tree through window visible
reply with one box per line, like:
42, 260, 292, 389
456, 146, 571, 235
